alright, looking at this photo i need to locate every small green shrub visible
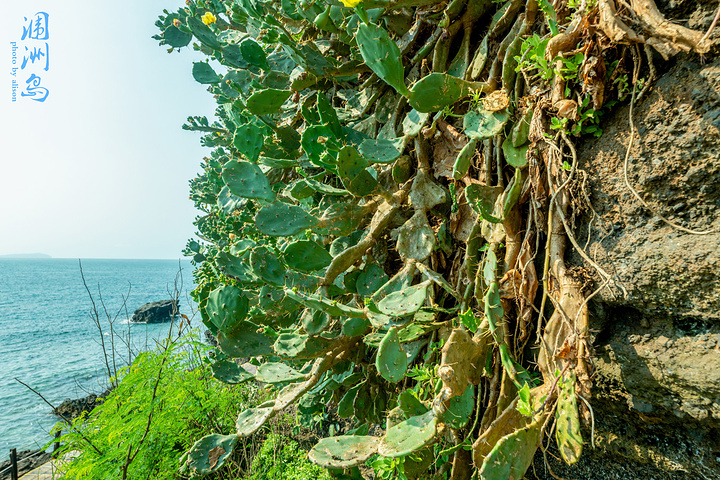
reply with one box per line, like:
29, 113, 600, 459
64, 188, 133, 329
51, 333, 260, 480
242, 434, 330, 480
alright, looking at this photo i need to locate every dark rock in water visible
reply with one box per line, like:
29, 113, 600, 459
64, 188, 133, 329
131, 299, 179, 323
0, 449, 52, 480
53, 388, 112, 422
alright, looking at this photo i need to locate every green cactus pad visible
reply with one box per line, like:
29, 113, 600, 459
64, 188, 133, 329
309, 435, 380, 469
184, 433, 237, 475
463, 108, 510, 140
274, 332, 337, 359
453, 139, 478, 180
356, 23, 410, 97
341, 316, 371, 337
356, 264, 389, 297
283, 288, 366, 318
210, 359, 254, 384
284, 179, 316, 201
502, 137, 530, 168
206, 285, 249, 333
317, 92, 343, 137
222, 160, 276, 202
317, 202, 370, 237
511, 108, 533, 147
239, 37, 269, 70
358, 137, 405, 164
301, 308, 331, 335
378, 410, 438, 458
217, 185, 245, 214
162, 25, 192, 48
338, 382, 364, 418
465, 184, 503, 223
301, 124, 338, 165
398, 390, 429, 419
376, 327, 407, 383
255, 202, 320, 236
187, 16, 222, 50
502, 169, 523, 219
441, 384, 474, 429
304, 177, 350, 196
283, 240, 333, 272
396, 213, 436, 262
250, 247, 285, 286
215, 251, 256, 283
255, 362, 307, 383
337, 146, 378, 197
555, 372, 583, 465
192, 62, 222, 84
408, 73, 476, 113
236, 406, 274, 437
233, 124, 264, 162
478, 415, 544, 480
377, 280, 430, 317
403, 109, 430, 137
216, 321, 274, 357
246, 89, 293, 116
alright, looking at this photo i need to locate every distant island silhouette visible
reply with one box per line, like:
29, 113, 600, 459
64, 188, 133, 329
0, 253, 52, 259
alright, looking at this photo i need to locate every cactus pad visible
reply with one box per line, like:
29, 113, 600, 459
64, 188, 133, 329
236, 405, 274, 437
222, 160, 276, 202
184, 433, 238, 475
216, 320, 274, 357
206, 285, 249, 333
478, 415, 544, 480
395, 213, 436, 262
211, 358, 254, 384
502, 137, 530, 168
250, 247, 285, 286
377, 280, 431, 317
463, 108, 510, 140
356, 23, 410, 97
274, 332, 336, 359
283, 288, 366, 318
192, 62, 221, 84
233, 123, 264, 162
378, 410, 438, 458
376, 327, 407, 383
283, 240, 333, 272
358, 137, 405, 164
255, 202, 320, 236
555, 371, 583, 465
441, 384, 475, 429
246, 89, 293, 115
309, 435, 380, 469
337, 146, 378, 197
255, 362, 307, 383
453, 139, 478, 180
408, 73, 476, 113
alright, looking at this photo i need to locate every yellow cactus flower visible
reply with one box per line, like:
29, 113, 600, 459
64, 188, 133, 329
172, 19, 182, 27
340, 0, 362, 7
201, 12, 217, 25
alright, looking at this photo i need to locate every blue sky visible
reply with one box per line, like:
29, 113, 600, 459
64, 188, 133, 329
0, 1, 218, 259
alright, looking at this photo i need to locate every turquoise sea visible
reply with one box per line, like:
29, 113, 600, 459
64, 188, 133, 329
0, 258, 196, 459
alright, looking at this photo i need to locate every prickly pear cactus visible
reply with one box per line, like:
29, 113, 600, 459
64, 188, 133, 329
156, 0, 707, 475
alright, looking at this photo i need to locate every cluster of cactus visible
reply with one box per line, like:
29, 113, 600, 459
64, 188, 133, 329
152, 0, 704, 477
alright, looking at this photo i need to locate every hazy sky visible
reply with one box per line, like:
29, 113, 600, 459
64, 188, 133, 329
1, 1, 218, 259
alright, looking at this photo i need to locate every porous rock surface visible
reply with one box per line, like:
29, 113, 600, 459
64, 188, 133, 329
533, 10, 720, 478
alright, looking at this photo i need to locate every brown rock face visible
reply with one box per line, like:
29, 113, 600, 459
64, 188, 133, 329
532, 6, 720, 478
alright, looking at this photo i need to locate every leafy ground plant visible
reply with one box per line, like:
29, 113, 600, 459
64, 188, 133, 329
154, 0, 711, 478
49, 332, 268, 479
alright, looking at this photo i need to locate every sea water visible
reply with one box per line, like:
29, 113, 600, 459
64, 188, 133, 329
0, 258, 197, 458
